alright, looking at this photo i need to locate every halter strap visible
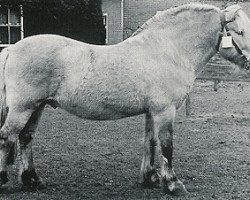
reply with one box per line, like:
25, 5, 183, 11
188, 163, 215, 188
216, 11, 227, 51
217, 9, 247, 61
224, 24, 247, 60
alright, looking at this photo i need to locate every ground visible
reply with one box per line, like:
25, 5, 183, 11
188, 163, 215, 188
0, 80, 250, 200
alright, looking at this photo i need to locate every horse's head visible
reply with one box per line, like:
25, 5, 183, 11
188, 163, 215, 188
218, 5, 250, 70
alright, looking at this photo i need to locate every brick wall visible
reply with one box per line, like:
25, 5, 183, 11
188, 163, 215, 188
123, 0, 250, 39
103, 0, 250, 43
102, 0, 123, 44
123, 0, 193, 39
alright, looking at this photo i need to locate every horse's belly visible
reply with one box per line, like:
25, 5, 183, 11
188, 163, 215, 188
65, 106, 143, 120
55, 91, 146, 120
59, 102, 144, 120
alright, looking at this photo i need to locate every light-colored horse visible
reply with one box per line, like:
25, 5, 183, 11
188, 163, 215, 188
0, 3, 250, 195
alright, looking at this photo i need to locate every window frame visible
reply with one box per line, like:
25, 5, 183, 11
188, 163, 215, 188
0, 5, 23, 47
103, 13, 108, 44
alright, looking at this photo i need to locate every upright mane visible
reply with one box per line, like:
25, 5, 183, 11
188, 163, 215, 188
132, 3, 220, 36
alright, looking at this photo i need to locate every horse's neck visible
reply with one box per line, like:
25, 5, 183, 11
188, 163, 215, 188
170, 11, 220, 71
133, 9, 221, 73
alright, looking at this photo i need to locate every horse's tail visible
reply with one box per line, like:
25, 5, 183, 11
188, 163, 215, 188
0, 48, 9, 128
0, 48, 16, 165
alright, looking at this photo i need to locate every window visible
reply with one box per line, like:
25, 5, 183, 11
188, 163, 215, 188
0, 5, 23, 47
103, 13, 108, 44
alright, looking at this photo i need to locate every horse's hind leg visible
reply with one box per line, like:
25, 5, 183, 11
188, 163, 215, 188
140, 113, 159, 187
18, 105, 45, 187
0, 107, 34, 185
153, 105, 188, 195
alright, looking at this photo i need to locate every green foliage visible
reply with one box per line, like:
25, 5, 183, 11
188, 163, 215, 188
0, 0, 105, 44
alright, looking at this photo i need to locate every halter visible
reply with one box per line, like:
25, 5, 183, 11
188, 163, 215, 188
217, 9, 250, 70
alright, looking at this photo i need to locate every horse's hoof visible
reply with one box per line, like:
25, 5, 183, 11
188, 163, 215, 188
141, 170, 160, 188
21, 169, 44, 188
164, 179, 188, 196
142, 180, 160, 188
21, 178, 45, 191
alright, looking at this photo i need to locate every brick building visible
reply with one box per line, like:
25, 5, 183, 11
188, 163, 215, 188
102, 0, 124, 44
102, 0, 250, 45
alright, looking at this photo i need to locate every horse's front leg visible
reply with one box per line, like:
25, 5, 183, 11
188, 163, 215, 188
18, 107, 44, 187
153, 105, 188, 195
140, 113, 159, 187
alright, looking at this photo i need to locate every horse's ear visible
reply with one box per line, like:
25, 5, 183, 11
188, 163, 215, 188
223, 5, 242, 22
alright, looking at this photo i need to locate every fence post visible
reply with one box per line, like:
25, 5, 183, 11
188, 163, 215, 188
185, 94, 191, 116
213, 79, 220, 91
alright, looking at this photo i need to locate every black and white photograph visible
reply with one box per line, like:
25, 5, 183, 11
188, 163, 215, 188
0, 0, 249, 199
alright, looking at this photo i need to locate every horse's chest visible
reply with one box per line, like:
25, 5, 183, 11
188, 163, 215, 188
170, 74, 194, 108
149, 65, 194, 109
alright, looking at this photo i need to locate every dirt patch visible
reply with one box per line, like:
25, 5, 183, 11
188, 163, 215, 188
1, 81, 250, 200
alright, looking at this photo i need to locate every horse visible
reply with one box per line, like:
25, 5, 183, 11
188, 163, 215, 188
0, 3, 250, 196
